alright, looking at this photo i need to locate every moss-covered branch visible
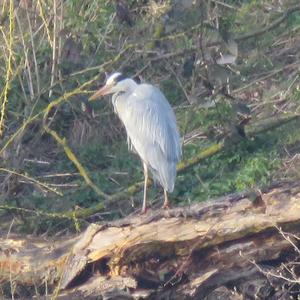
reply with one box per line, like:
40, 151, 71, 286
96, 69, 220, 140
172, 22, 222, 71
236, 4, 300, 42
62, 112, 300, 219
1, 2, 300, 224
0, 43, 132, 157
43, 125, 109, 200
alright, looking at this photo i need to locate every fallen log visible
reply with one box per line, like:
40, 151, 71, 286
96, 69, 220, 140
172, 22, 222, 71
1, 182, 300, 299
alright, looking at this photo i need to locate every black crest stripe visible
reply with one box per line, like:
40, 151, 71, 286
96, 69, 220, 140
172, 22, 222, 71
115, 74, 127, 83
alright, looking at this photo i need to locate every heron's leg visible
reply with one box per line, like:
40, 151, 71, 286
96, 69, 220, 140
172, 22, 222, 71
142, 162, 148, 213
162, 189, 170, 209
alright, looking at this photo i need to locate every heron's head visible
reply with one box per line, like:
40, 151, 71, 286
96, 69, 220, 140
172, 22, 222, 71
89, 72, 129, 101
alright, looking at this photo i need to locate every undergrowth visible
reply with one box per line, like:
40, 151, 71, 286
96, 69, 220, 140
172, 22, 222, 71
0, 0, 300, 234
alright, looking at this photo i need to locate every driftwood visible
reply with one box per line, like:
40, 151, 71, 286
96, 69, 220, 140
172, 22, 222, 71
1, 182, 300, 299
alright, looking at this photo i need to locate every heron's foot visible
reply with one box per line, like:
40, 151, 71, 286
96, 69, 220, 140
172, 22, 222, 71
141, 206, 148, 214
162, 201, 170, 210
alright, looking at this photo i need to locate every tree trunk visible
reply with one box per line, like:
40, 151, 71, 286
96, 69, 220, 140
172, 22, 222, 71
1, 182, 300, 299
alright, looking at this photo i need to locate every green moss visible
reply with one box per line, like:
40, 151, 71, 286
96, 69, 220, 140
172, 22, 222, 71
172, 117, 300, 204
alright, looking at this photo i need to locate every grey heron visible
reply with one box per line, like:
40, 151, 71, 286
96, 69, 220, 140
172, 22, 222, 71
89, 73, 181, 213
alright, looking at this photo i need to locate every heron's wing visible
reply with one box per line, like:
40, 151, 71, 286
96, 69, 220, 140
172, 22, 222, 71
125, 84, 181, 161
120, 84, 181, 190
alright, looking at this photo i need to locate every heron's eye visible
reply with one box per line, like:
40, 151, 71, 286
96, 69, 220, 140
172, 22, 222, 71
114, 74, 126, 83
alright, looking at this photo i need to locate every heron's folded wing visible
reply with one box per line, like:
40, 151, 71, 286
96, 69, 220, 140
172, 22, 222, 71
122, 85, 181, 164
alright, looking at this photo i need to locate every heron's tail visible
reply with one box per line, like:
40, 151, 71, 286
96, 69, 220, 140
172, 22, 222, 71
150, 159, 177, 192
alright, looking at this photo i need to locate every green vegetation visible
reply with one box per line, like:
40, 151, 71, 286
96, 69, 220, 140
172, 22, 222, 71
0, 0, 300, 234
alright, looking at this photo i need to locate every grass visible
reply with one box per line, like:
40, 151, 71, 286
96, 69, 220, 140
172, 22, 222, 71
0, 0, 300, 236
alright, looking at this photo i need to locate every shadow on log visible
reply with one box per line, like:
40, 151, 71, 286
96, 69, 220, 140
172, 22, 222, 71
1, 182, 300, 299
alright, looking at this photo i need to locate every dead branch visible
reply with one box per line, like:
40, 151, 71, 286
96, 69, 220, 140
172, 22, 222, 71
236, 4, 300, 42
1, 182, 300, 299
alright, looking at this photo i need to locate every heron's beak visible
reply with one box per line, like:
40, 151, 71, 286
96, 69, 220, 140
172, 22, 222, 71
89, 84, 112, 101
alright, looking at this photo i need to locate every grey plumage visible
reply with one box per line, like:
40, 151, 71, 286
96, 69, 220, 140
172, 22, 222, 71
114, 82, 181, 191
89, 73, 181, 212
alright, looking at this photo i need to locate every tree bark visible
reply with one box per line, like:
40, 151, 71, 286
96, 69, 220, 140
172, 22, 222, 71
1, 181, 300, 299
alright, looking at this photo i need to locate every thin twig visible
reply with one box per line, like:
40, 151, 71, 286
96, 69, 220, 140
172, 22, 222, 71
0, 0, 14, 137
49, 0, 57, 98
0, 167, 63, 196
15, 11, 35, 101
0, 71, 101, 158
275, 225, 300, 255
6, 217, 14, 239
211, 0, 238, 10
26, 9, 40, 96
37, 0, 52, 47
236, 4, 300, 42
166, 62, 191, 104
57, 0, 64, 90
233, 61, 300, 94
248, 258, 300, 284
